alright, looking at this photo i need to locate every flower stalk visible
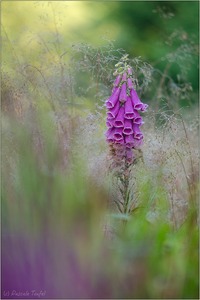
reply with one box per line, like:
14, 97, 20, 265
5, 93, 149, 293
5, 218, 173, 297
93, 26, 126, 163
105, 55, 148, 214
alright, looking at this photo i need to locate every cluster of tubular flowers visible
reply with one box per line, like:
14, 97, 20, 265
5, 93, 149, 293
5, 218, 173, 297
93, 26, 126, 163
105, 67, 148, 165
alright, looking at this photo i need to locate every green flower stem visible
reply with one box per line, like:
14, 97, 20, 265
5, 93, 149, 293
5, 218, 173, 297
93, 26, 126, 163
123, 160, 130, 214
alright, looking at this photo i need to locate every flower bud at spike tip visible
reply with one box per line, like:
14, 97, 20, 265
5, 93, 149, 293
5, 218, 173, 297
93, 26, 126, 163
127, 78, 133, 90
127, 68, 132, 76
119, 83, 127, 103
113, 75, 121, 87
122, 72, 127, 82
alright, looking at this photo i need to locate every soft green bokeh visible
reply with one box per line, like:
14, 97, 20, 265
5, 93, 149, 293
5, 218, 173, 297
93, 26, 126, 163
2, 1, 199, 94
2, 110, 199, 298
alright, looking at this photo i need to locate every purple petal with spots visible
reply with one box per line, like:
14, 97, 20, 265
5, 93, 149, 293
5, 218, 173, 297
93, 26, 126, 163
106, 137, 114, 143
105, 127, 115, 138
106, 119, 114, 129
133, 123, 143, 140
115, 138, 124, 144
125, 134, 143, 148
113, 128, 123, 141
124, 96, 135, 119
133, 110, 143, 124
130, 89, 144, 111
114, 106, 125, 127
105, 128, 115, 143
123, 119, 133, 135
106, 87, 121, 109
107, 101, 120, 119
125, 134, 135, 148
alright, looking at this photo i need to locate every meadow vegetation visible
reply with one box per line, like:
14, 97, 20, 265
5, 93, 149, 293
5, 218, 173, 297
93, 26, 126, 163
2, 1, 199, 299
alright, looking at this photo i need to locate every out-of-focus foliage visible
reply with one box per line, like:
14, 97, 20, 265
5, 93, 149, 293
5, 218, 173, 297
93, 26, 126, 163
2, 1, 199, 106
2, 107, 199, 298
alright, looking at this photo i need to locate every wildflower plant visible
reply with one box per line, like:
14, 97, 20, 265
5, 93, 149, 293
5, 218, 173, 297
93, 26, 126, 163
105, 55, 148, 214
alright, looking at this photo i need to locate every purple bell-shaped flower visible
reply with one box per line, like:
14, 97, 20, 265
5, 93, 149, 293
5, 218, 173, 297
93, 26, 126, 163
105, 65, 148, 163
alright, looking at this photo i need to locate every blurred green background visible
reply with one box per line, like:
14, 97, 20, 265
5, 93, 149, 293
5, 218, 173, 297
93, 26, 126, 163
2, 0, 199, 93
